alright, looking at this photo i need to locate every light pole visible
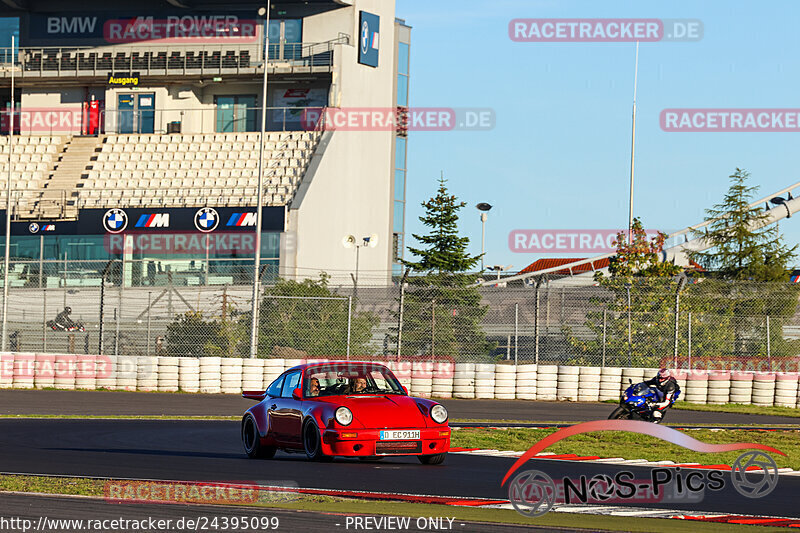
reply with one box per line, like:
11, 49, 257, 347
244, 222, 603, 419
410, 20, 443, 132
476, 203, 492, 271
249, 4, 270, 359
345, 235, 377, 303
2, 35, 15, 351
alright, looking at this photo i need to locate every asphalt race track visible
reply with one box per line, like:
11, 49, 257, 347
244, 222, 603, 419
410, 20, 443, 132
0, 419, 798, 520
2, 389, 799, 425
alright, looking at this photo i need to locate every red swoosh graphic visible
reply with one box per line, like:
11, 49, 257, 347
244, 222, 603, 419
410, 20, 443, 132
501, 419, 786, 485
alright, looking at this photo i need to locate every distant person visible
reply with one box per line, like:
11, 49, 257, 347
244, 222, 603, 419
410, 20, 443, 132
54, 306, 75, 329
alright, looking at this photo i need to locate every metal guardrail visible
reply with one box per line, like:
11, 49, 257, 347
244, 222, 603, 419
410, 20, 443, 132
0, 37, 348, 78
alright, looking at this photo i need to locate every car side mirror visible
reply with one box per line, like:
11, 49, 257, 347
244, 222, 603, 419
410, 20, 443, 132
292, 388, 302, 400
628, 378, 633, 385
402, 385, 408, 394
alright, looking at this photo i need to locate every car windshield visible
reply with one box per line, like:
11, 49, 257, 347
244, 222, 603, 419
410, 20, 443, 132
304, 364, 405, 397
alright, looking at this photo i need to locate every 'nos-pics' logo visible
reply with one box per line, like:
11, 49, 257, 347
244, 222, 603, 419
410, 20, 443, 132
503, 420, 784, 518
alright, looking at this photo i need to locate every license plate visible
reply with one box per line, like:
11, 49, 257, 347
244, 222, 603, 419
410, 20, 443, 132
380, 430, 420, 440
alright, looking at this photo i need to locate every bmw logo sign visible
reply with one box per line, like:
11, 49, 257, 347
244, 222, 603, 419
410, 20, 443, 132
361, 20, 370, 54
194, 207, 219, 233
103, 208, 128, 233
28, 223, 39, 234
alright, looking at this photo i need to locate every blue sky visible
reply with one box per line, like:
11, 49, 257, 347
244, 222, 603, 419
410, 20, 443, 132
396, 0, 800, 272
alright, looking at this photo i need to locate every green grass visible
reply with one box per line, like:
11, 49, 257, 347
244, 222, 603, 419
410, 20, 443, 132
0, 474, 784, 532
452, 427, 800, 469
672, 402, 800, 418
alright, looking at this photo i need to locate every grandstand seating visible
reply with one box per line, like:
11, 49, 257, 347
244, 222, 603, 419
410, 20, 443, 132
0, 136, 62, 213
79, 131, 321, 208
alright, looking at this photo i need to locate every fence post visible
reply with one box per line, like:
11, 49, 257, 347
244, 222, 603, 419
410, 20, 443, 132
687, 311, 692, 370
346, 296, 352, 360
431, 299, 436, 358
397, 276, 406, 358
673, 289, 680, 368
534, 281, 540, 364
601, 308, 606, 368
625, 282, 632, 367
514, 302, 519, 365
766, 315, 771, 370
146, 291, 152, 357
42, 288, 47, 352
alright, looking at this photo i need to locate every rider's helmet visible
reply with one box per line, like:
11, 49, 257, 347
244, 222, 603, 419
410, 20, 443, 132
64, 306, 72, 314
657, 368, 672, 385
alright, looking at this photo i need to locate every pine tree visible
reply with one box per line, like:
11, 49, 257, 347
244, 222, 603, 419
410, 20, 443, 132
690, 168, 796, 281
403, 175, 482, 283
395, 176, 493, 359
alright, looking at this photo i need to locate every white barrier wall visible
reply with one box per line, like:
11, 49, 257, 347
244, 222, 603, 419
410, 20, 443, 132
2, 352, 800, 407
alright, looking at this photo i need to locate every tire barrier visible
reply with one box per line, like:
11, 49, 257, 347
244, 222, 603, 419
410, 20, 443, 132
0, 351, 798, 406
515, 363, 537, 400
536, 364, 558, 400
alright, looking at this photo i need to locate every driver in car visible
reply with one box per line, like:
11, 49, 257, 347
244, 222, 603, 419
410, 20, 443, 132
307, 377, 321, 397
644, 368, 680, 421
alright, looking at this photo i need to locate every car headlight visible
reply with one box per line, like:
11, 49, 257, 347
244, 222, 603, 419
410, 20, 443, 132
335, 406, 353, 426
430, 404, 448, 424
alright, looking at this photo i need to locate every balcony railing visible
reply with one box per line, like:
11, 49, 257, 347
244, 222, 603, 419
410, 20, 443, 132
0, 36, 348, 78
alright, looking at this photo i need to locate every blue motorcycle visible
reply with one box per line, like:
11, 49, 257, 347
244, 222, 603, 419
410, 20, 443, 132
608, 380, 679, 424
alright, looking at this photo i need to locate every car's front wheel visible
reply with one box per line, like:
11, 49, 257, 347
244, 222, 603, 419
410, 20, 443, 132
303, 420, 332, 462
418, 453, 446, 465
242, 416, 276, 459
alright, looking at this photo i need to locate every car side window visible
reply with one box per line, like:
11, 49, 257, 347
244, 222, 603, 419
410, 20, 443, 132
266, 375, 284, 397
281, 371, 301, 398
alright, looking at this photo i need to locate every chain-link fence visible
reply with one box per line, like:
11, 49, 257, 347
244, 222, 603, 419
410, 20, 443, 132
2, 266, 799, 369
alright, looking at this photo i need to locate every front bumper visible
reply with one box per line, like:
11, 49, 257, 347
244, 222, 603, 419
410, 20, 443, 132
321, 427, 451, 456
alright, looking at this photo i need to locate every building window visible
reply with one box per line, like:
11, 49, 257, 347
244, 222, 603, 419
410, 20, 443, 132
397, 74, 408, 107
393, 201, 404, 233
215, 95, 257, 132
398, 42, 409, 76
395, 137, 406, 170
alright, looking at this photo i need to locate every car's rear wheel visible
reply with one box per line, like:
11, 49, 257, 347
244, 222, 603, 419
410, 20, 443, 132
418, 453, 446, 465
242, 416, 276, 459
303, 420, 332, 462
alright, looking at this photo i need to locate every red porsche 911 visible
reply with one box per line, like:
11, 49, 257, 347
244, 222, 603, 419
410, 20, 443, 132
241, 361, 451, 464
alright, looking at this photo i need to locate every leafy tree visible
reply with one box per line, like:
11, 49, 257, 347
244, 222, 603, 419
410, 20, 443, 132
396, 176, 493, 359
567, 218, 682, 365
688, 168, 799, 356
165, 311, 236, 357
253, 273, 378, 357
690, 168, 796, 281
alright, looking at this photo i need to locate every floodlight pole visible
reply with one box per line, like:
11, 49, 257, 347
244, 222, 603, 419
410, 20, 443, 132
480, 213, 487, 271
249, 4, 270, 359
627, 41, 639, 242
1, 35, 15, 351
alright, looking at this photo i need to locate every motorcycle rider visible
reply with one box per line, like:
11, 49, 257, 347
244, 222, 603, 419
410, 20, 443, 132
644, 368, 680, 421
53, 306, 75, 330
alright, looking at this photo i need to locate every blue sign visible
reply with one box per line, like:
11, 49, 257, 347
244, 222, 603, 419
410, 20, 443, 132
358, 11, 380, 68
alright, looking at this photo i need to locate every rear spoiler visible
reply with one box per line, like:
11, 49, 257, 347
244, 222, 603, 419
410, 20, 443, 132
242, 391, 267, 401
